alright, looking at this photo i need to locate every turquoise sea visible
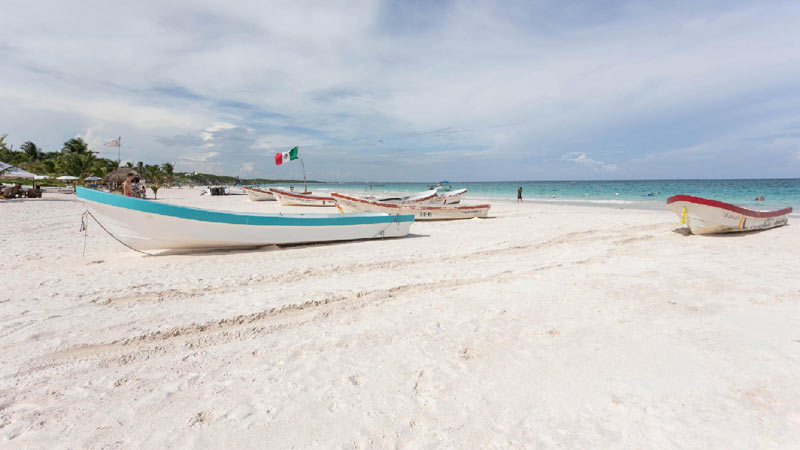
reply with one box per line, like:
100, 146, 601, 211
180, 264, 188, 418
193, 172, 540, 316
259, 179, 800, 216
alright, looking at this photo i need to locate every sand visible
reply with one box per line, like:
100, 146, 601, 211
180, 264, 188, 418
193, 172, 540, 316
1, 188, 799, 449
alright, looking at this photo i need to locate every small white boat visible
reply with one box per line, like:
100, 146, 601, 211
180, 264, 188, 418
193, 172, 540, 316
361, 189, 438, 204
666, 195, 792, 235
271, 189, 336, 207
242, 186, 276, 201
332, 192, 490, 221
425, 188, 467, 205
201, 186, 243, 196
76, 187, 414, 250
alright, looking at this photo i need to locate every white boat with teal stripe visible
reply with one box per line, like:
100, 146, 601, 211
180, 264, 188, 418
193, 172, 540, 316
76, 187, 414, 250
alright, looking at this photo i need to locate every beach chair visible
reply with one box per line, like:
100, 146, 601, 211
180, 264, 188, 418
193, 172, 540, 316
24, 187, 42, 198
2, 185, 22, 199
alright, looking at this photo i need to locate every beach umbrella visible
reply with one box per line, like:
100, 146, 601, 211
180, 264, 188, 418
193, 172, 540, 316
56, 175, 79, 181
84, 176, 102, 181
0, 162, 36, 179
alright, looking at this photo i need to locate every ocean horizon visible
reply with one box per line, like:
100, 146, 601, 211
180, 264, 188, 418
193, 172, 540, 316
256, 178, 800, 216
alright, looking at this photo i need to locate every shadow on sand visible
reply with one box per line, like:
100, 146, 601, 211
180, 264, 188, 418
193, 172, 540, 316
151, 233, 430, 257
671, 226, 779, 237
2, 197, 78, 203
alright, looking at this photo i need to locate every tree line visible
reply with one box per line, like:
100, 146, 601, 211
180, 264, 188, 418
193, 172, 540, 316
0, 134, 175, 185
2, 134, 319, 186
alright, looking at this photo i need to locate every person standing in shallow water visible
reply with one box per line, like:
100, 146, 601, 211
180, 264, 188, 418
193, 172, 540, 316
517, 186, 523, 202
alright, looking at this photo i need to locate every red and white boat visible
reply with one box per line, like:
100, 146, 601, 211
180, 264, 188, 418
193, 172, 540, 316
360, 189, 438, 204
666, 195, 792, 235
426, 188, 467, 205
271, 189, 336, 207
242, 186, 276, 201
332, 192, 490, 220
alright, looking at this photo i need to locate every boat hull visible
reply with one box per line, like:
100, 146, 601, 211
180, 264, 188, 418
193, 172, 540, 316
271, 189, 336, 207
76, 187, 414, 250
332, 193, 490, 221
666, 195, 791, 235
358, 189, 439, 204
424, 188, 467, 205
243, 186, 276, 201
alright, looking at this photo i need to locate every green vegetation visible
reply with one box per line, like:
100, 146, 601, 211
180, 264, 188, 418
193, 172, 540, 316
0, 177, 67, 187
2, 133, 318, 186
1, 135, 123, 180
171, 172, 318, 185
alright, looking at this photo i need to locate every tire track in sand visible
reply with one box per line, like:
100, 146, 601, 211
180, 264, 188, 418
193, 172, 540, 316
93, 223, 662, 306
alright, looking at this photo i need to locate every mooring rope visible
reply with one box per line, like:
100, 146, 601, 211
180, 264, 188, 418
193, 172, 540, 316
370, 214, 404, 239
80, 209, 154, 257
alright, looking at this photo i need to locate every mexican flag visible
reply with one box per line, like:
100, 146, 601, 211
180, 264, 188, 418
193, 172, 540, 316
275, 147, 299, 165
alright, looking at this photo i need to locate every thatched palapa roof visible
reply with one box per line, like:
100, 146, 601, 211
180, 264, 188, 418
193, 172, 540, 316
104, 168, 138, 183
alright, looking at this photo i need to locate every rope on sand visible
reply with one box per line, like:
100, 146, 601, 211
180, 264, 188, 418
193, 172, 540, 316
80, 209, 154, 257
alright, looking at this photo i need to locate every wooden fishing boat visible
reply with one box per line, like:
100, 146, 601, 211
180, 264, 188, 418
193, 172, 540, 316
270, 189, 336, 207
361, 189, 438, 204
76, 187, 414, 250
242, 186, 276, 201
426, 188, 467, 205
332, 192, 490, 221
666, 195, 792, 235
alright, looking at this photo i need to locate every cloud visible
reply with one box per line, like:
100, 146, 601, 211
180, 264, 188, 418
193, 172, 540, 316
202, 122, 238, 142
239, 162, 255, 174
561, 152, 617, 172
2, 1, 800, 180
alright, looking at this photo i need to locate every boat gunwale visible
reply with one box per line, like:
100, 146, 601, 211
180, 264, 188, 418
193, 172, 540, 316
269, 189, 333, 201
242, 186, 274, 195
434, 188, 468, 198
332, 193, 490, 211
666, 195, 792, 219
398, 190, 438, 203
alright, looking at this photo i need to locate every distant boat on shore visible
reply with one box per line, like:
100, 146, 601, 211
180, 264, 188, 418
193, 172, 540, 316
270, 188, 336, 207
427, 188, 467, 205
666, 195, 792, 234
362, 187, 466, 205
242, 186, 276, 201
76, 187, 414, 250
332, 192, 490, 221
359, 189, 438, 204
201, 186, 244, 196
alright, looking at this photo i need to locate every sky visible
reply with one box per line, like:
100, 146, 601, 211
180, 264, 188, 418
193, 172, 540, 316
1, 0, 800, 181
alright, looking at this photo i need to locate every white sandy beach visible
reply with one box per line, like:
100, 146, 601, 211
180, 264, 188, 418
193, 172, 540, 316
1, 187, 799, 449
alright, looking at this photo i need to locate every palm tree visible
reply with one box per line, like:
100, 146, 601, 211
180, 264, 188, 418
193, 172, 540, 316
59, 152, 96, 179
62, 137, 92, 154
41, 159, 57, 174
20, 141, 41, 161
161, 162, 175, 186
136, 161, 145, 175
0, 134, 11, 167
145, 164, 165, 199
146, 164, 166, 184
90, 158, 118, 178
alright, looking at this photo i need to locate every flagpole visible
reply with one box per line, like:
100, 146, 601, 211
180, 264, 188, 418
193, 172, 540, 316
300, 157, 307, 193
